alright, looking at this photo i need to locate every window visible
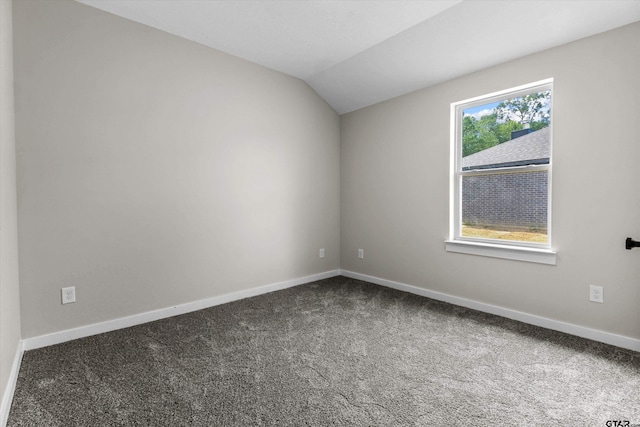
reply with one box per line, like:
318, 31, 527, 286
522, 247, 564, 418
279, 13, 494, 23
446, 79, 556, 265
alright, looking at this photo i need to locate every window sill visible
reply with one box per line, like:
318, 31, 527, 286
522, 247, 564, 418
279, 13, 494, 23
445, 240, 557, 265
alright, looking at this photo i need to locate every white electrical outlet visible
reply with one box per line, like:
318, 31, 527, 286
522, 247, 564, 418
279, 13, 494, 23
319, 248, 325, 258
589, 285, 603, 303
358, 249, 364, 259
61, 286, 76, 304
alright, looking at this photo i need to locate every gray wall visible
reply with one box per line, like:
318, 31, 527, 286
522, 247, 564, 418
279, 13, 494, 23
13, 0, 340, 339
0, 0, 22, 414
341, 22, 640, 340
7, 0, 640, 353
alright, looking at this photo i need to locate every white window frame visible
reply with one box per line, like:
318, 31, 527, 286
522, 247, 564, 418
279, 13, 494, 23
446, 79, 557, 265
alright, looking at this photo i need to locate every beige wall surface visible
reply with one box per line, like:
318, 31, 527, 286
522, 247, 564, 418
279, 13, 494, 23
9, 0, 640, 347
1, 0, 22, 411
341, 22, 640, 340
14, 0, 340, 339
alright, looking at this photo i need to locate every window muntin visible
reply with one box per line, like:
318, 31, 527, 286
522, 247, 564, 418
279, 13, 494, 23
451, 79, 553, 249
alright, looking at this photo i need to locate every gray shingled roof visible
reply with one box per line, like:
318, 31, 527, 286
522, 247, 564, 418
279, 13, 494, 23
462, 126, 550, 170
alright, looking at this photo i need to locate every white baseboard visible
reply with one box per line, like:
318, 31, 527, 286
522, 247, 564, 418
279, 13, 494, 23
23, 270, 341, 351
340, 269, 640, 352
1, 341, 24, 427
7, 268, 638, 425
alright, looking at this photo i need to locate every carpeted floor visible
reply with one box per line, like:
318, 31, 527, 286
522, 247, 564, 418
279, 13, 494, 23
7, 276, 640, 426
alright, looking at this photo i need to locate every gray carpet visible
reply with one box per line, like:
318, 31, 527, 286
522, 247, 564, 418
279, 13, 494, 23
8, 276, 640, 426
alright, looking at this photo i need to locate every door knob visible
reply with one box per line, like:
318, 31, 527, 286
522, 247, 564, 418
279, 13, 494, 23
625, 237, 640, 250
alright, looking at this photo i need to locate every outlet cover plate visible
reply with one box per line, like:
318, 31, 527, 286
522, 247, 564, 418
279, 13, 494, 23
61, 287, 76, 304
589, 285, 603, 303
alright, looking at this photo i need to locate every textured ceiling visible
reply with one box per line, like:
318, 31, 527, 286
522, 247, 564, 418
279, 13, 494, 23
77, 0, 640, 114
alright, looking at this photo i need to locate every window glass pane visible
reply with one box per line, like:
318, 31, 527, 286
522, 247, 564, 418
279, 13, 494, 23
462, 90, 551, 164
461, 170, 548, 243
456, 87, 552, 246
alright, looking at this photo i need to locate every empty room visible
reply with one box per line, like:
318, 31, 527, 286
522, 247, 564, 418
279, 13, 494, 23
1, 0, 639, 425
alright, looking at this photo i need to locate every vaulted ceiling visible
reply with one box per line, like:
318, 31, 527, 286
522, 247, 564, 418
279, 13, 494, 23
77, 0, 640, 114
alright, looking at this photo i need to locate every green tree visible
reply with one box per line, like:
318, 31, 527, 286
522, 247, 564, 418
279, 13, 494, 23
530, 117, 550, 131
462, 116, 480, 157
495, 120, 523, 143
495, 91, 551, 126
463, 91, 551, 157
462, 115, 499, 156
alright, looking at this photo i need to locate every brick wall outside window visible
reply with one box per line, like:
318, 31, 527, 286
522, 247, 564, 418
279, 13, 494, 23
462, 170, 547, 231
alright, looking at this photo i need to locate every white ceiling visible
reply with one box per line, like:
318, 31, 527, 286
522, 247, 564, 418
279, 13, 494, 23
77, 0, 640, 114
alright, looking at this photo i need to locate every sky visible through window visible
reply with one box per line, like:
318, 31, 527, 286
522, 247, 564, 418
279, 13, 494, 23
463, 102, 499, 120
463, 92, 551, 125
